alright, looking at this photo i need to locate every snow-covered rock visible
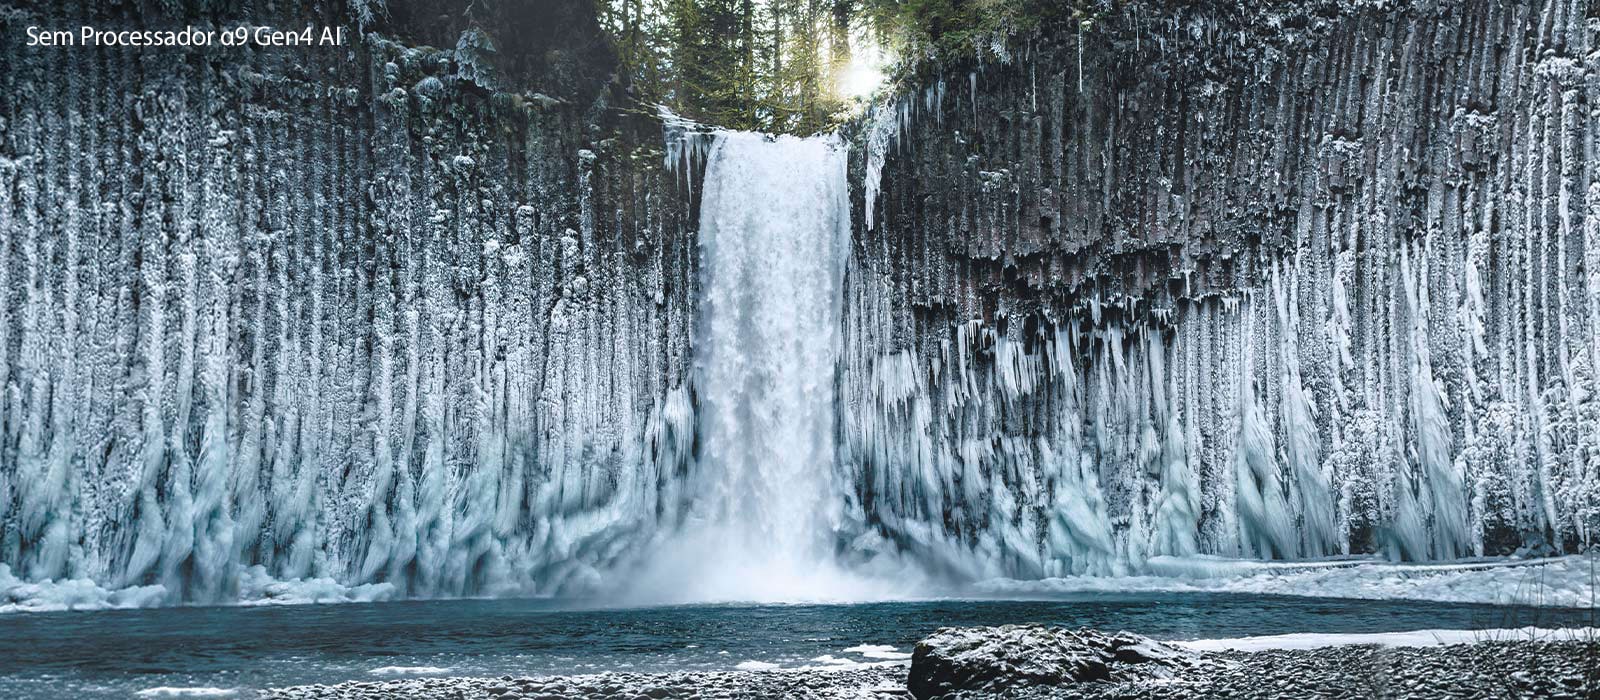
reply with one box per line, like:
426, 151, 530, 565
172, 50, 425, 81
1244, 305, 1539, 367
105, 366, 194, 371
907, 625, 1208, 698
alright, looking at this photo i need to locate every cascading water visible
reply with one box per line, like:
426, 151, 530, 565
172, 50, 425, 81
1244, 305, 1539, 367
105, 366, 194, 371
628, 130, 900, 603
697, 131, 849, 563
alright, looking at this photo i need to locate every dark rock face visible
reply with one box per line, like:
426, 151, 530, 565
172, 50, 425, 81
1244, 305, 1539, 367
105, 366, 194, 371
906, 625, 1205, 698
0, 0, 697, 601
839, 0, 1600, 578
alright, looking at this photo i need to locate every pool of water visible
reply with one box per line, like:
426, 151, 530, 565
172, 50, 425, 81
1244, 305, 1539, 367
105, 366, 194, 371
0, 592, 1589, 698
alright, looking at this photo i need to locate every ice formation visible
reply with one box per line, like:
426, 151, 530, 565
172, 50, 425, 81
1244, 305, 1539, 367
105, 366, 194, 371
837, 0, 1600, 586
1, 0, 1597, 609
0, 20, 701, 606
835, 259, 1598, 582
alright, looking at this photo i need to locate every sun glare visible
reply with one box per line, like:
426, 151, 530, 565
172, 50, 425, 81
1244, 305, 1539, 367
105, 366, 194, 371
840, 36, 888, 100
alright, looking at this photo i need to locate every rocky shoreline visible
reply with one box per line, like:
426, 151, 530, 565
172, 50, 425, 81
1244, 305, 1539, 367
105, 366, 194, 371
261, 628, 1600, 699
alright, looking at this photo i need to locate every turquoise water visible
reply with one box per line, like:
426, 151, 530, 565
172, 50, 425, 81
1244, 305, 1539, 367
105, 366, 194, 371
0, 593, 1589, 698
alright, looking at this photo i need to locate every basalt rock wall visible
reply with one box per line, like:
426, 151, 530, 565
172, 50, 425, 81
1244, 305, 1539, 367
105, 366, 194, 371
0, 0, 699, 602
842, 0, 1600, 576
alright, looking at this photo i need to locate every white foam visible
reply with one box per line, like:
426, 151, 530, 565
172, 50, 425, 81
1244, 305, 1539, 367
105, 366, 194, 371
734, 660, 781, 671
368, 666, 453, 676
842, 644, 913, 660
1178, 626, 1600, 652
791, 659, 910, 672
134, 689, 237, 698
809, 655, 859, 665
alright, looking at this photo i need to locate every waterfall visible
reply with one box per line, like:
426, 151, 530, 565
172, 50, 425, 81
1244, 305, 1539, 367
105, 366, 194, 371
697, 131, 849, 560
623, 130, 900, 603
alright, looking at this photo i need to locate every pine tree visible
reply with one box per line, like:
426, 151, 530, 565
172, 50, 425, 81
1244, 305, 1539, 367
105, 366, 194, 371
596, 0, 870, 132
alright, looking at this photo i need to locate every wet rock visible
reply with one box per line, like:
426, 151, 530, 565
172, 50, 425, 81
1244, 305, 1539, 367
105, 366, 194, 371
906, 625, 1204, 698
257, 636, 1600, 698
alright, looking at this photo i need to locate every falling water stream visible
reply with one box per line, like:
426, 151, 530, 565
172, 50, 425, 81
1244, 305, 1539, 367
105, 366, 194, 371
630, 130, 897, 603
697, 131, 850, 557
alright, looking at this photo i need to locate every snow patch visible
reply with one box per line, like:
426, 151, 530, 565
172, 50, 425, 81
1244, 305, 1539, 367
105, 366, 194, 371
1179, 626, 1600, 652
977, 554, 1600, 608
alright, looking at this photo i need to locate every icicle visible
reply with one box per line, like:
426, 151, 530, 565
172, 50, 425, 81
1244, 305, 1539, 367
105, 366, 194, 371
969, 72, 978, 130
863, 98, 900, 232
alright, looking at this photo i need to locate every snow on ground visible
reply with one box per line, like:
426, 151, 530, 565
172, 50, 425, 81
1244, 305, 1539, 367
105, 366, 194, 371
1178, 626, 1600, 652
976, 554, 1600, 608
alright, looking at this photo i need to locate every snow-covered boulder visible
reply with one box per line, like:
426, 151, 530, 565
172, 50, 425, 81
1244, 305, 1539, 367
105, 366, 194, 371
907, 625, 1204, 698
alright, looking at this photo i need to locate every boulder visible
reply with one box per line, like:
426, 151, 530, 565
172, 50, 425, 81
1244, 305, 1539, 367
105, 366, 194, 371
906, 625, 1204, 698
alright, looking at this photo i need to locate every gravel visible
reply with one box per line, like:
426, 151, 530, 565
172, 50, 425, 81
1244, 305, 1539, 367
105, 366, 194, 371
261, 637, 1600, 699
260, 666, 908, 700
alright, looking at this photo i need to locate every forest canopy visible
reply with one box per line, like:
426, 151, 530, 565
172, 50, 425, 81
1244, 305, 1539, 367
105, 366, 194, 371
593, 0, 1099, 133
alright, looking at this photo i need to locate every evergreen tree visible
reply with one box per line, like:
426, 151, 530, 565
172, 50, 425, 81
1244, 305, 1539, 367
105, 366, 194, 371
596, 0, 887, 133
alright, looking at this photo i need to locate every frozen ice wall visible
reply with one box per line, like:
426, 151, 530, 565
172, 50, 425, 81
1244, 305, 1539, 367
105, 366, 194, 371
0, 3, 700, 604
840, 0, 1600, 576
